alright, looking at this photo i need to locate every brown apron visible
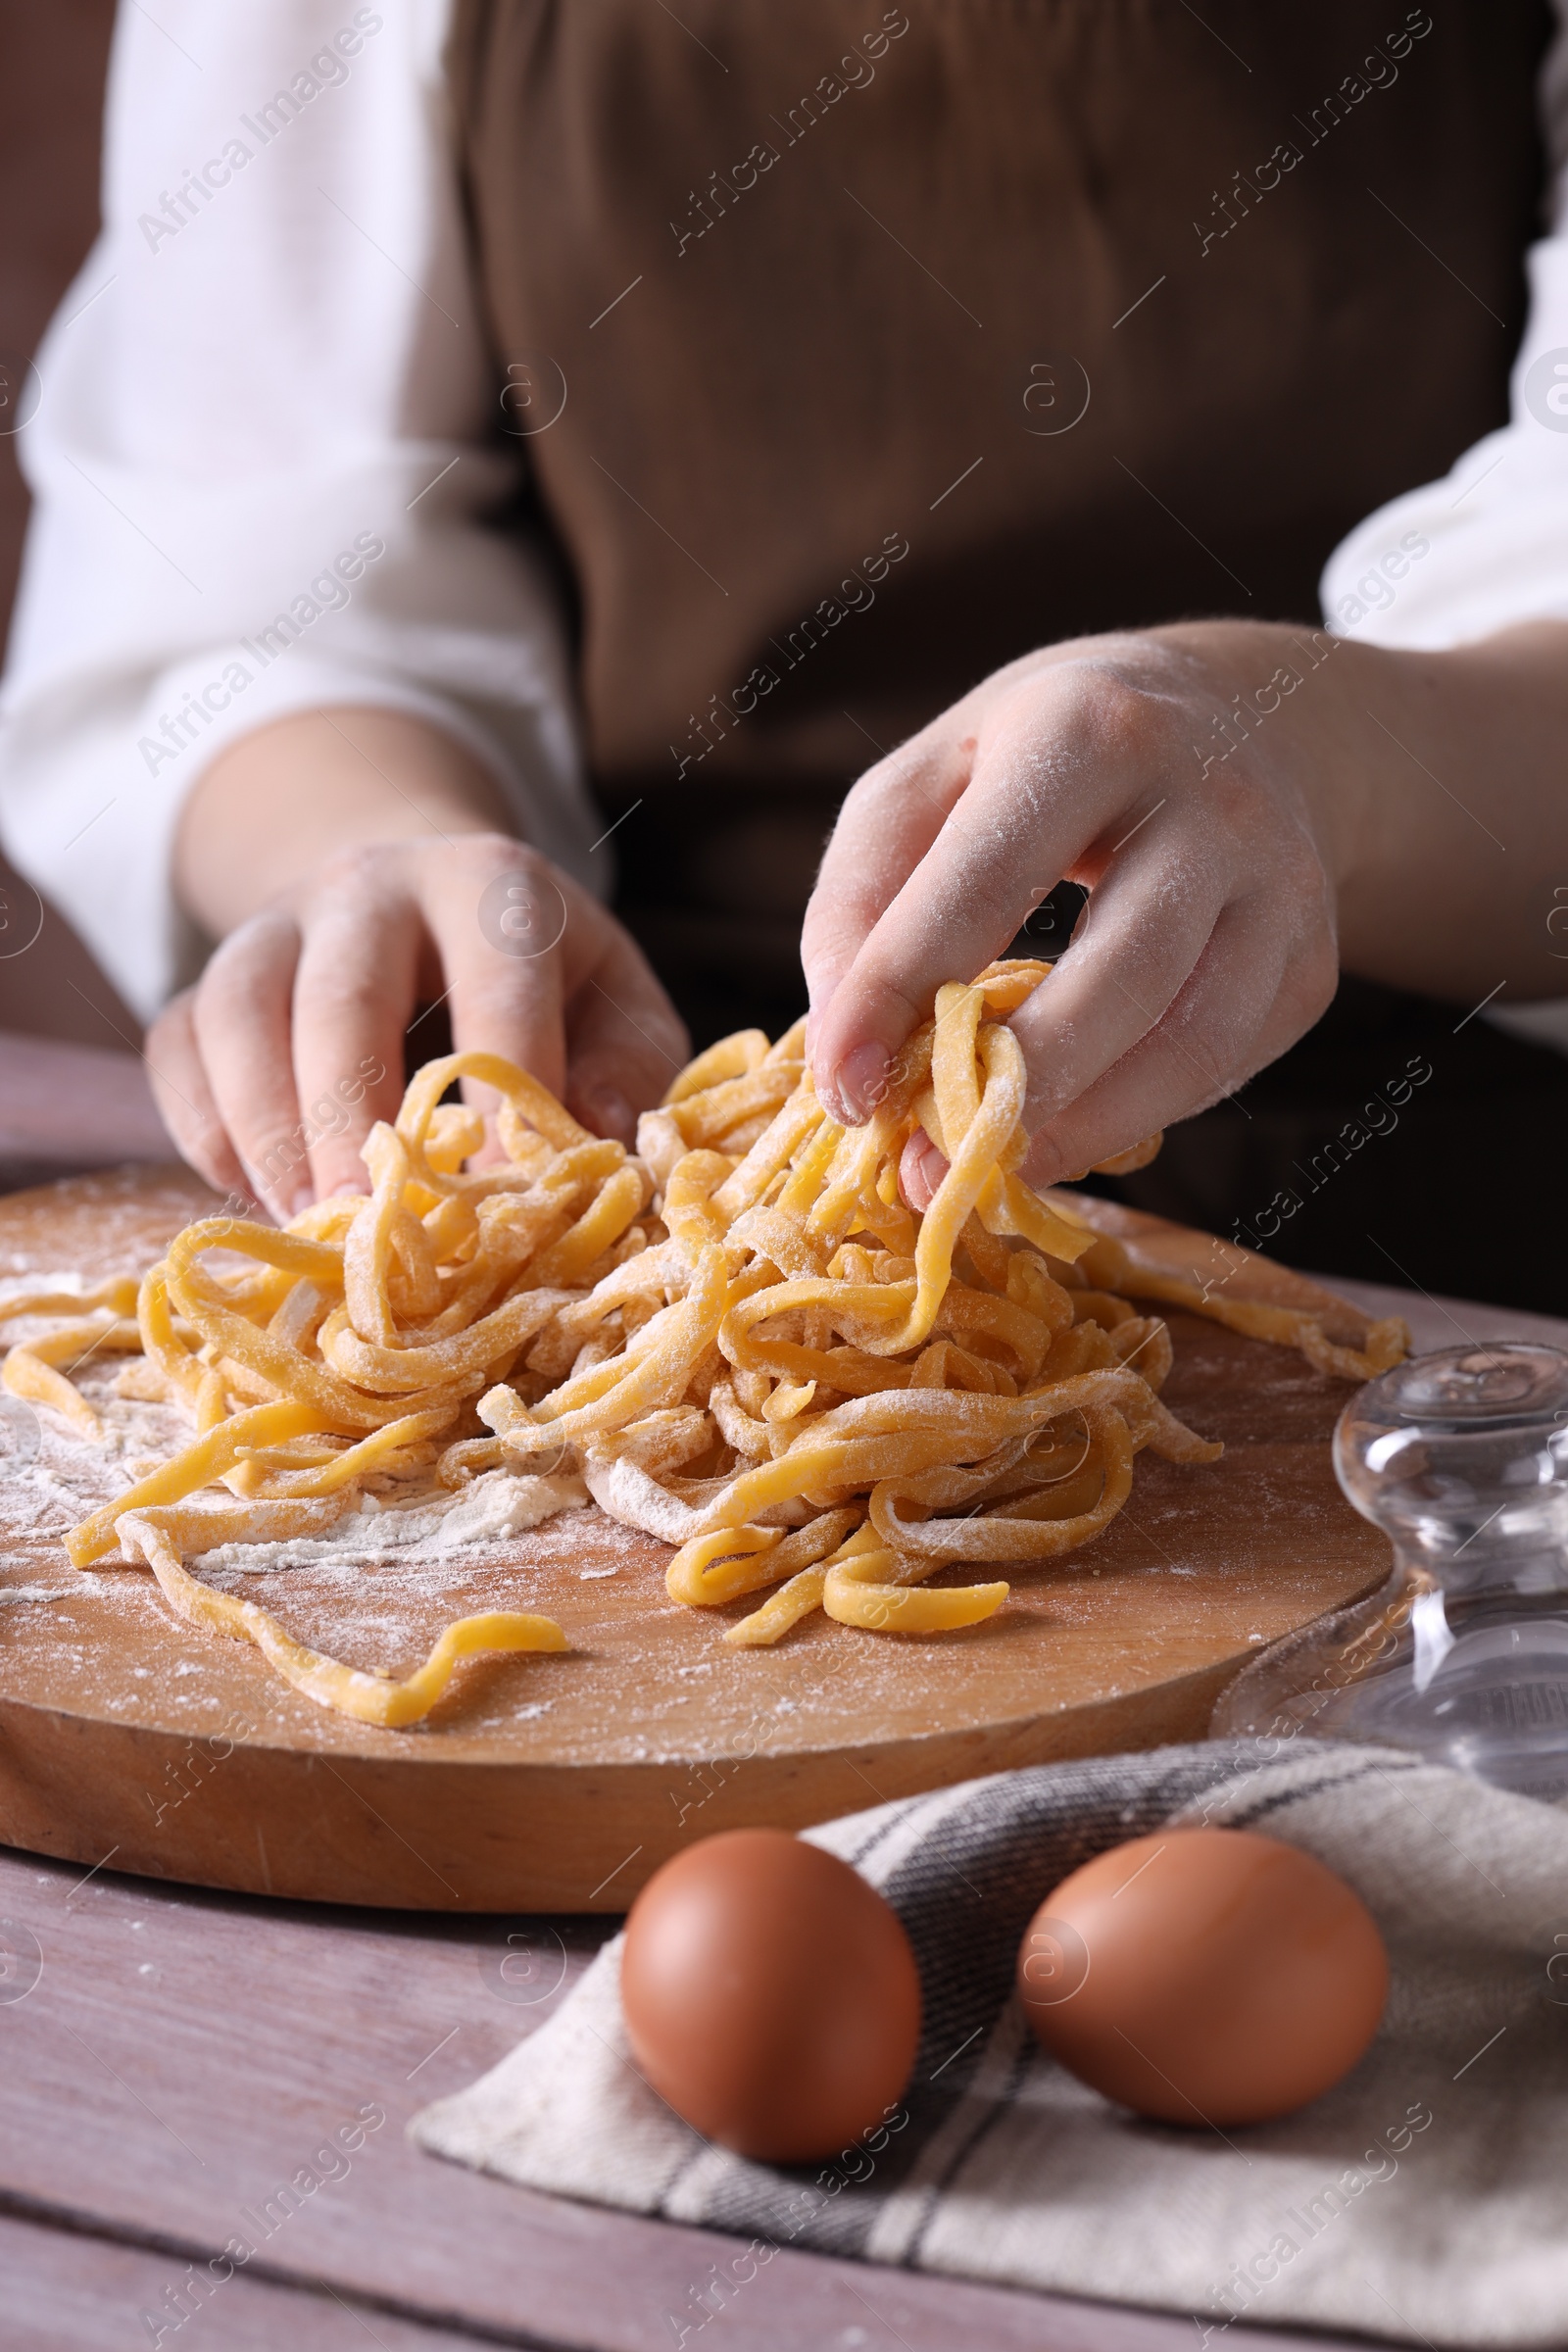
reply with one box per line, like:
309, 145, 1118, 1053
450, 0, 1565, 1310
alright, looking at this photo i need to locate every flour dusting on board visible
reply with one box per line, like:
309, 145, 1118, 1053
187, 1468, 589, 1576
0, 1349, 610, 1725
0, 1335, 588, 1559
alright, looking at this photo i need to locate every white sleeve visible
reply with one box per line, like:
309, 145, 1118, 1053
1320, 1, 1568, 1037
0, 0, 595, 1026
1320, 0, 1568, 651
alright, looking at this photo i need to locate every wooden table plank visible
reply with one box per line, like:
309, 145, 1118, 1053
1, 2212, 482, 2352
0, 1034, 169, 1192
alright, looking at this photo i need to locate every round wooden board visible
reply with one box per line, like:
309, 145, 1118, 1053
0, 1167, 1390, 1911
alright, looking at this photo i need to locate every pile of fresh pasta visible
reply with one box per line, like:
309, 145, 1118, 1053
0, 960, 1407, 1731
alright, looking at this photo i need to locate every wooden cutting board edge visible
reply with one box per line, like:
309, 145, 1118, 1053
0, 1635, 1318, 1912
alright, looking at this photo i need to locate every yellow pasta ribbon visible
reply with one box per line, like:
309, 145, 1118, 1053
69, 1400, 324, 1566
822, 1541, 1008, 1635
5, 1346, 103, 1440
120, 1513, 566, 1730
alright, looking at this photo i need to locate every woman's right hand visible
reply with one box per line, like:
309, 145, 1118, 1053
144, 711, 689, 1220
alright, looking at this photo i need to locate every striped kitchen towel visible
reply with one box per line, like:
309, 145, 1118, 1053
413, 1739, 1568, 2346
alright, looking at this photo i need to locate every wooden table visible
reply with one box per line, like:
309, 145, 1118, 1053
3, 1044, 1560, 2351
0, 1031, 168, 1192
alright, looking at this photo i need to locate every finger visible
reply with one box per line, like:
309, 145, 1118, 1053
899, 1128, 948, 1213
144, 992, 255, 1207
810, 673, 1179, 1122
564, 920, 691, 1143
838, 809, 1221, 1138
801, 724, 967, 1049
1004, 829, 1229, 1133
189, 913, 309, 1223
1018, 896, 1329, 1186
427, 837, 570, 1098
291, 862, 421, 1202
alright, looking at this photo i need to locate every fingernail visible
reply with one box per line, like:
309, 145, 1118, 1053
331, 1179, 370, 1199
831, 1043, 890, 1124
583, 1086, 635, 1144
289, 1185, 316, 1219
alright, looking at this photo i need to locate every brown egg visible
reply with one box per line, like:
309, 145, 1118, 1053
620, 1828, 921, 2161
1016, 1826, 1388, 2127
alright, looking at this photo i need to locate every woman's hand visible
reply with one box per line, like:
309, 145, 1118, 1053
146, 709, 688, 1219
807, 611, 1568, 1203
806, 623, 1352, 1200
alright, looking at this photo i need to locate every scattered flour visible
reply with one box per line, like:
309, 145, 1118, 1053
435, 1469, 588, 1550
186, 1467, 589, 1576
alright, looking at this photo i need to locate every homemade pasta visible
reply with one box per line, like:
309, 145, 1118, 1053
0, 959, 1408, 1728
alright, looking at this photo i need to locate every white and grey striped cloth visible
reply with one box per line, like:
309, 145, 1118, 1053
415, 1740, 1568, 2346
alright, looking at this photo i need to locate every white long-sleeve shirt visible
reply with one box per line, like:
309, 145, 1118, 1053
4, 0, 1568, 1027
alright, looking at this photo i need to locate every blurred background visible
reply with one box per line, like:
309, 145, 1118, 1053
0, 0, 174, 1181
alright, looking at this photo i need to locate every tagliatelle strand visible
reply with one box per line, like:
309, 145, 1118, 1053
4, 1343, 104, 1441
119, 1513, 566, 1730
822, 1540, 1009, 1634
69, 1400, 325, 1566
665, 1508, 863, 1608
1065, 1230, 1408, 1384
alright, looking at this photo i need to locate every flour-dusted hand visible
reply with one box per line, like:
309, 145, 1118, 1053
804, 623, 1356, 1200
807, 610, 1568, 1204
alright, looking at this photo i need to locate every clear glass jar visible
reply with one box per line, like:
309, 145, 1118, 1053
1211, 1343, 1568, 1801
